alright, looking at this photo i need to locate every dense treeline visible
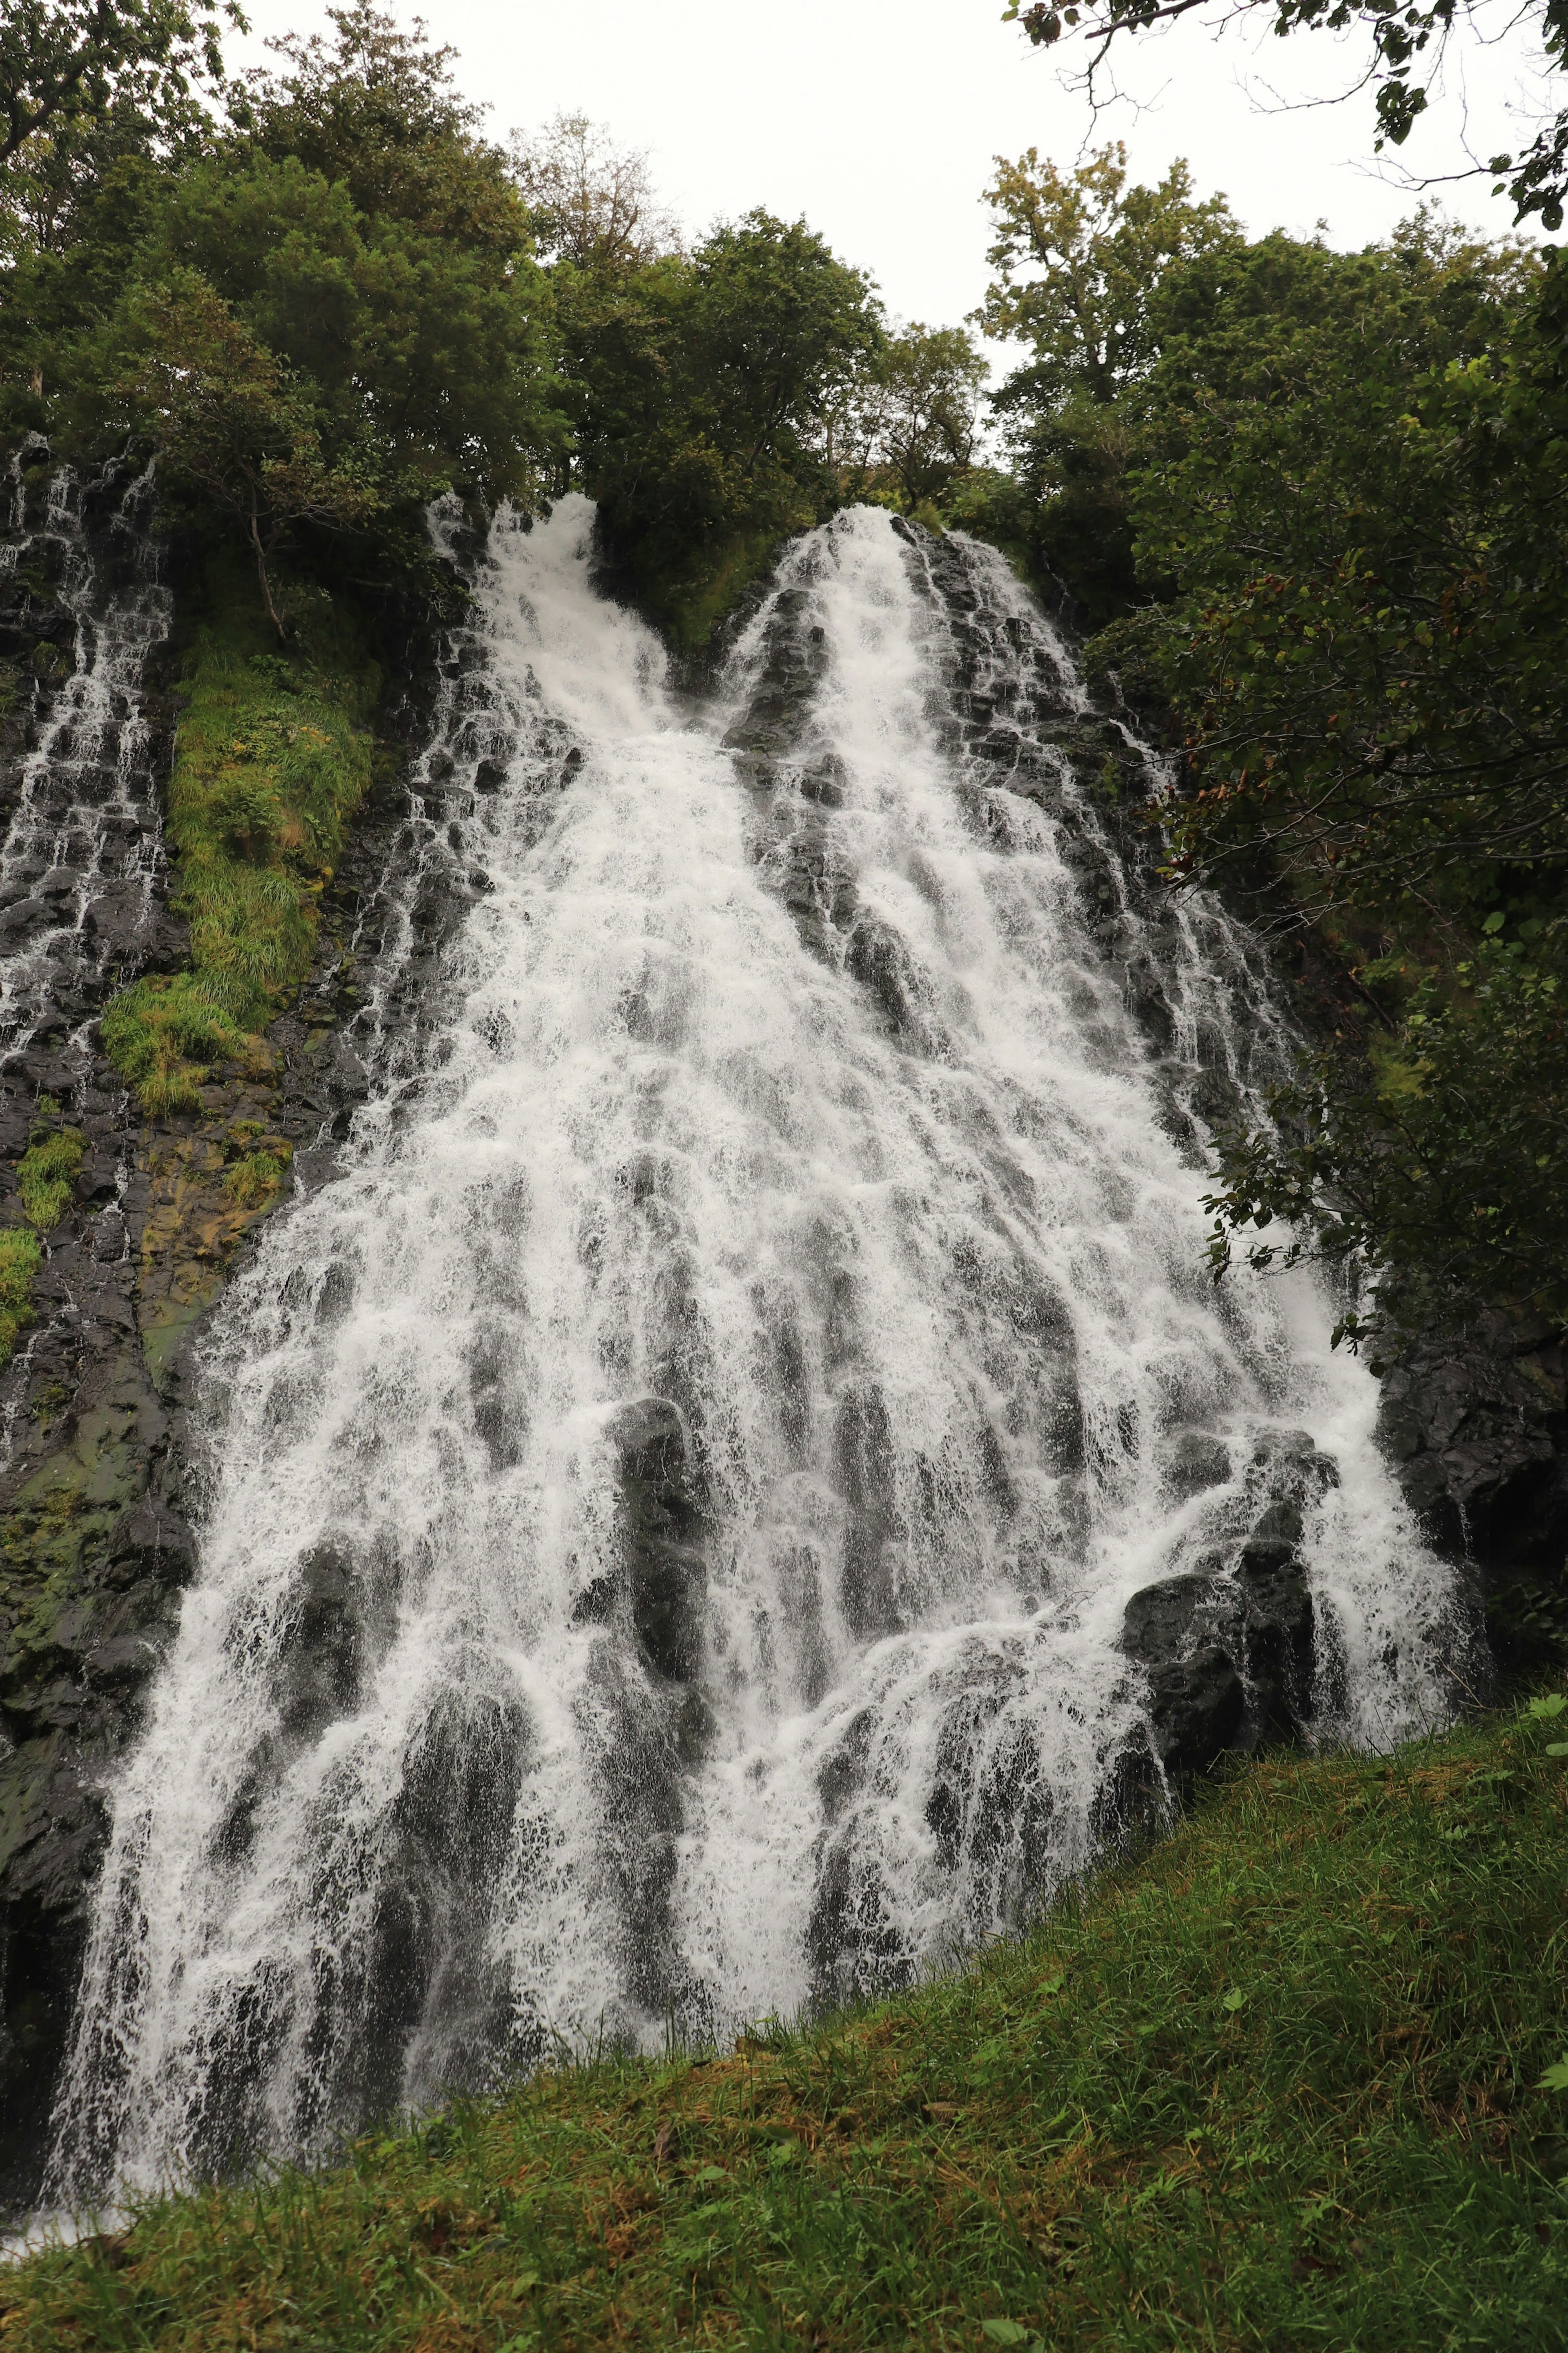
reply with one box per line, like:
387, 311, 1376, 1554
0, 3, 989, 650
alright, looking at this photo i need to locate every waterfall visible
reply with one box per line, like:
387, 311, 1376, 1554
0, 448, 172, 1080
47, 497, 1460, 2199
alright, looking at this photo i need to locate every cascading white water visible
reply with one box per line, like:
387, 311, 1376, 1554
48, 498, 1460, 2199
0, 449, 172, 1075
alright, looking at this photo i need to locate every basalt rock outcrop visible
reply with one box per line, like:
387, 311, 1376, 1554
1121, 1429, 1333, 1789
1375, 1313, 1568, 1668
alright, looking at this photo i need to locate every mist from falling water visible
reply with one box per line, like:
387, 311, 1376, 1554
47, 498, 1460, 2201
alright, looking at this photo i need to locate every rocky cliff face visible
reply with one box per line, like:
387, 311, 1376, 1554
1376, 1316, 1568, 1673
0, 457, 453, 2211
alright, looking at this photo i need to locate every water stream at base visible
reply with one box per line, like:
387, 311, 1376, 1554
47, 499, 1461, 2199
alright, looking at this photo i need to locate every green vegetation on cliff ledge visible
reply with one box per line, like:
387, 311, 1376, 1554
0, 1229, 40, 1368
16, 1122, 85, 1228
102, 576, 376, 1114
6, 1700, 1568, 2349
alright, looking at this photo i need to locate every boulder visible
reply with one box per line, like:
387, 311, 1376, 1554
1120, 1430, 1332, 1785
574, 1399, 709, 1685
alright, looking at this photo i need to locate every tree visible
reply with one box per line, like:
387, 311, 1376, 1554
568, 210, 884, 645
974, 143, 1239, 408
1202, 921, 1568, 1343
1004, 0, 1568, 230
117, 271, 380, 636
510, 112, 679, 270
9, 4, 567, 526
832, 323, 987, 511
1095, 214, 1567, 1342
129, 143, 563, 508
0, 0, 238, 169
967, 145, 1237, 625
1127, 223, 1553, 920
219, 4, 565, 508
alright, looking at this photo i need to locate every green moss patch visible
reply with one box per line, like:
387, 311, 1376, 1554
102, 578, 377, 1113
221, 1119, 294, 1208
5, 1703, 1568, 2347
17, 1126, 85, 1229
0, 1229, 41, 1367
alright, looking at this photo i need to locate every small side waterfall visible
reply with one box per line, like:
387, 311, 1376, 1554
0, 448, 172, 1083
48, 499, 1460, 2199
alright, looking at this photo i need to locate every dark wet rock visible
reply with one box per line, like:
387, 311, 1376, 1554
588, 1644, 690, 2022
720, 587, 828, 758
1162, 1430, 1232, 1500
817, 1709, 874, 1826
276, 1546, 363, 1741
1121, 1430, 1332, 1786
844, 910, 934, 1043
1376, 1312, 1568, 1661
834, 1383, 902, 1641
0, 1334, 189, 2207
1122, 1568, 1218, 1669
574, 1398, 709, 1685
1143, 1644, 1247, 1780
806, 1826, 905, 2013
0, 462, 458, 2215
1234, 1546, 1315, 1738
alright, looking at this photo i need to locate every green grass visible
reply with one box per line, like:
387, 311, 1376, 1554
17, 1124, 85, 1228
0, 1226, 41, 1366
102, 572, 377, 1115
5, 1699, 1568, 2349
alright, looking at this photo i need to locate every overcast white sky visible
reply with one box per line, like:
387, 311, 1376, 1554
232, 0, 1552, 338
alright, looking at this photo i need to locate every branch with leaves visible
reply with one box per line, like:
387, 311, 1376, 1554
119, 273, 382, 637
0, 0, 241, 168
1004, 0, 1568, 230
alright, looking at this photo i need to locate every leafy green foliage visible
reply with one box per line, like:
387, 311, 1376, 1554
110, 268, 382, 638
4, 4, 565, 591
1100, 218, 1568, 1338
567, 211, 883, 647
510, 110, 680, 271
1004, 0, 1568, 231
0, 0, 236, 171
968, 145, 1238, 626
976, 143, 1239, 410
832, 320, 987, 516
1137, 223, 1550, 917
1202, 920, 1568, 1339
4, 1704, 1568, 2345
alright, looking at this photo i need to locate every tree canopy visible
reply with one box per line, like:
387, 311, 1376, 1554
976, 143, 1239, 407
1005, 0, 1568, 227
1, 0, 238, 167
969, 145, 1238, 627
563, 209, 884, 644
1016, 182, 1568, 1346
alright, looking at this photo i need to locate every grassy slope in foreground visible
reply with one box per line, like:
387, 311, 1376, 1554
6, 1704, 1568, 2351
